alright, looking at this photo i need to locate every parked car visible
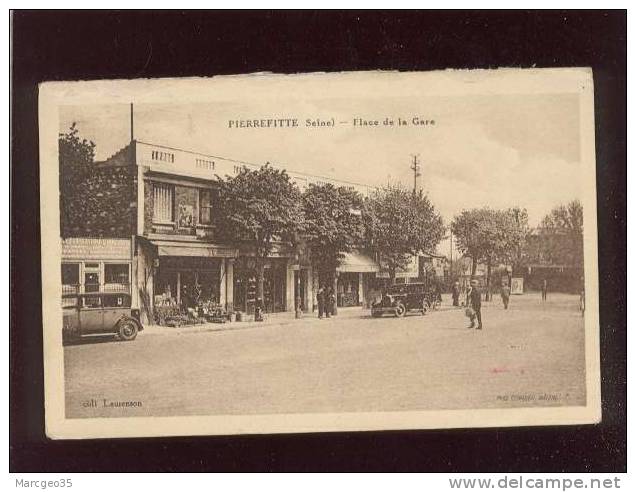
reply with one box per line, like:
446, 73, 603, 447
371, 282, 429, 318
62, 293, 143, 342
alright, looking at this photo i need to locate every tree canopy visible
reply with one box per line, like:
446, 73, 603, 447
214, 164, 305, 299
451, 207, 528, 285
59, 123, 96, 235
302, 183, 365, 279
530, 199, 584, 267
364, 185, 445, 282
540, 200, 583, 233
59, 122, 96, 168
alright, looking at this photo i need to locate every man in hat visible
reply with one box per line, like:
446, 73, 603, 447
468, 279, 483, 330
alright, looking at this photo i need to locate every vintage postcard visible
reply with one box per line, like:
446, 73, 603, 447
39, 69, 600, 439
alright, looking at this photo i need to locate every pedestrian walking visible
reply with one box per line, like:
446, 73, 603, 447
452, 281, 460, 307
541, 279, 548, 302
325, 287, 332, 318
317, 286, 325, 319
467, 279, 483, 330
500, 282, 511, 310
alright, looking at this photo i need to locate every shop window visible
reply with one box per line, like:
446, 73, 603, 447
153, 183, 174, 223
104, 264, 129, 292
61, 263, 80, 294
199, 189, 215, 225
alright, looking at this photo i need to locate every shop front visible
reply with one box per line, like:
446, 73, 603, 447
153, 256, 222, 308
140, 239, 239, 323
61, 237, 133, 300
335, 252, 380, 308
233, 257, 288, 314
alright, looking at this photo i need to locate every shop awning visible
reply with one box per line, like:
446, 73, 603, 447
151, 240, 239, 258
337, 252, 380, 273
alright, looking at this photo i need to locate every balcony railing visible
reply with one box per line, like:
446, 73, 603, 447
62, 283, 80, 295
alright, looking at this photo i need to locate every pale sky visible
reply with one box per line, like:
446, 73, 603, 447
60, 93, 582, 256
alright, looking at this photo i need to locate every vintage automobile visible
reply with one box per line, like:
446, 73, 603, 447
62, 293, 143, 342
371, 282, 430, 318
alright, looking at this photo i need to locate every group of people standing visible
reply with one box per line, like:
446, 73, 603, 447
316, 286, 336, 319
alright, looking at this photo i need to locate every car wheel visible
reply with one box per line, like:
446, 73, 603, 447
118, 319, 139, 341
394, 302, 406, 317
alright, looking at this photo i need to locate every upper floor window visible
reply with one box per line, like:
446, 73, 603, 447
153, 183, 174, 223
199, 189, 215, 225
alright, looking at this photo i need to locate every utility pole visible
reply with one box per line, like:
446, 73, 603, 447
410, 154, 421, 195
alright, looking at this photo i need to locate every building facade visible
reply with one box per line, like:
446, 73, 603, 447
61, 140, 386, 323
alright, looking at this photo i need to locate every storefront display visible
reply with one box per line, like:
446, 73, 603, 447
337, 272, 360, 307
154, 256, 222, 308
233, 257, 287, 314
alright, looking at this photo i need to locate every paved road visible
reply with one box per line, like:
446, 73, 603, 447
64, 293, 586, 418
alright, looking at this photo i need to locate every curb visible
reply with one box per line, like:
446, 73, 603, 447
141, 306, 459, 337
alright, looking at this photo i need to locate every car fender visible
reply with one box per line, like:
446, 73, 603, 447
117, 315, 143, 331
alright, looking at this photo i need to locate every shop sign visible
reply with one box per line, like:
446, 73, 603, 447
62, 238, 131, 261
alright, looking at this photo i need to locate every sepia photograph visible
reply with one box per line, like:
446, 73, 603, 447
39, 69, 600, 439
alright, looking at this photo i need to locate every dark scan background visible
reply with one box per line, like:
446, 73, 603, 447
10, 10, 626, 472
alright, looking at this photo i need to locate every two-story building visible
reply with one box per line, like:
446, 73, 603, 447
62, 139, 383, 323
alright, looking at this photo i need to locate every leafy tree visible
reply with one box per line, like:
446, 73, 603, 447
214, 164, 305, 302
530, 200, 584, 268
451, 207, 527, 299
507, 207, 530, 269
451, 208, 495, 278
59, 122, 96, 167
302, 183, 365, 285
540, 200, 583, 233
59, 123, 96, 235
364, 185, 445, 284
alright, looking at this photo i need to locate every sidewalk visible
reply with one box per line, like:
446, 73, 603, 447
141, 305, 368, 336
141, 301, 462, 337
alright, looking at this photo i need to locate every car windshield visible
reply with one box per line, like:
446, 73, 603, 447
389, 284, 424, 294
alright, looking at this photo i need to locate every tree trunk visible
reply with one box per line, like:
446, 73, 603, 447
332, 273, 338, 316
256, 256, 265, 308
471, 256, 477, 277
486, 257, 492, 301
389, 265, 396, 285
